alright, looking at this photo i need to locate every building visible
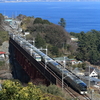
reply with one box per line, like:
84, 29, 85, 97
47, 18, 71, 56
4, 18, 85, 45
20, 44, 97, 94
81, 76, 100, 86
0, 52, 5, 58
24, 32, 30, 35
67, 59, 82, 65
71, 37, 78, 41
85, 67, 98, 79
54, 57, 82, 66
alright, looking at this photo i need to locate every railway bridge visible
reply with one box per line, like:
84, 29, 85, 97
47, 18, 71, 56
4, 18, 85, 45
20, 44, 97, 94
9, 35, 60, 86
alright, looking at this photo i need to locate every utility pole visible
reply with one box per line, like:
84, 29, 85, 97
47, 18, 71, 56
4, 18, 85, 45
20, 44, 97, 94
27, 39, 35, 56
91, 89, 94, 100
62, 56, 67, 91
39, 46, 48, 69
28, 38, 35, 46
89, 66, 90, 89
30, 45, 33, 56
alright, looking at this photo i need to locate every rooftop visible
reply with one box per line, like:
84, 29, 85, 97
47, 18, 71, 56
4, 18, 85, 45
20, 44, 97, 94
0, 52, 6, 54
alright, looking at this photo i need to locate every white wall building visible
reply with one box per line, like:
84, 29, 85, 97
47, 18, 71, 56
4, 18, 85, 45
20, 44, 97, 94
85, 67, 98, 79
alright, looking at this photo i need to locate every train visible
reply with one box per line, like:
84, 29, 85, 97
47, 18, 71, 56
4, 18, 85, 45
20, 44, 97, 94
10, 34, 41, 62
9, 33, 87, 94
46, 60, 87, 94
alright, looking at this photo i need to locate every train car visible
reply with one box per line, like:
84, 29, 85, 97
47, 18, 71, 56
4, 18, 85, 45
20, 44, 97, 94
47, 60, 87, 94
32, 51, 41, 62
64, 72, 87, 94
21, 41, 41, 62
24, 45, 31, 54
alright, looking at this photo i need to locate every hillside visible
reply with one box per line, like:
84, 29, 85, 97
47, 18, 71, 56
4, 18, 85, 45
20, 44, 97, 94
19, 15, 78, 57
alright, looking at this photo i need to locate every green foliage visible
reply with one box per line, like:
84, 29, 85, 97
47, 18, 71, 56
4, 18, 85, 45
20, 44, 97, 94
71, 30, 100, 65
47, 84, 63, 97
28, 23, 69, 56
0, 61, 5, 66
0, 13, 4, 25
38, 84, 64, 98
17, 14, 26, 20
21, 16, 71, 57
0, 31, 9, 45
0, 61, 5, 70
21, 16, 34, 31
0, 80, 49, 100
44, 24, 67, 47
35, 33, 46, 48
58, 18, 66, 28
0, 80, 66, 100
33, 18, 43, 24
42, 20, 51, 24
33, 18, 51, 24
25, 34, 33, 40
68, 54, 74, 59
72, 63, 86, 70
50, 46, 59, 57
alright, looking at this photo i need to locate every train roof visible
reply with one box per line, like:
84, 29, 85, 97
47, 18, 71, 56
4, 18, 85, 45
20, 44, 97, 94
45, 57, 53, 62
63, 69, 69, 74
70, 75, 87, 85
79, 82, 87, 87
49, 61, 60, 66
49, 61, 63, 70
36, 50, 46, 56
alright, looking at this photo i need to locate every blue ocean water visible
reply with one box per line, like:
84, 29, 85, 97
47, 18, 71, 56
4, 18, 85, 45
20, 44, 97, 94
0, 2, 100, 33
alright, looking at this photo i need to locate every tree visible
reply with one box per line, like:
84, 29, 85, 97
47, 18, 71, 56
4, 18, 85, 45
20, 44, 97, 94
0, 31, 9, 46
0, 80, 49, 100
51, 46, 59, 56
33, 18, 43, 24
33, 18, 51, 25
17, 14, 26, 20
0, 13, 4, 25
38, 84, 64, 99
73, 30, 100, 65
42, 19, 51, 24
35, 33, 46, 48
58, 18, 66, 28
0, 80, 66, 100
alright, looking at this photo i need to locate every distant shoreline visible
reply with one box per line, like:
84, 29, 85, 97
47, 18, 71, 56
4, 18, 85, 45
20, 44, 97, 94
0, 0, 100, 3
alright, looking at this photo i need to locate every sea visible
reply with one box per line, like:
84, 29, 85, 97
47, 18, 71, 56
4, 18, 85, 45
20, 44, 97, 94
0, 2, 100, 33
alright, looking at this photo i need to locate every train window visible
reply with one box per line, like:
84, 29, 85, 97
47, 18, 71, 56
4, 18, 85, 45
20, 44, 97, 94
75, 79, 84, 84
36, 57, 41, 59
79, 83, 87, 90
81, 86, 87, 91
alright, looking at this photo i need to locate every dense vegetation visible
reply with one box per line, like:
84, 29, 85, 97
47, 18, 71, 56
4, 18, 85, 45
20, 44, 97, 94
0, 13, 9, 45
0, 61, 5, 70
0, 31, 9, 45
19, 15, 77, 57
0, 13, 4, 26
70, 30, 100, 65
0, 80, 67, 100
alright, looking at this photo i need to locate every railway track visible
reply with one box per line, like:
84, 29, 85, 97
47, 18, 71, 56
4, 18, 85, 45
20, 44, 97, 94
65, 86, 91, 100
40, 62, 91, 100
82, 94, 91, 100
